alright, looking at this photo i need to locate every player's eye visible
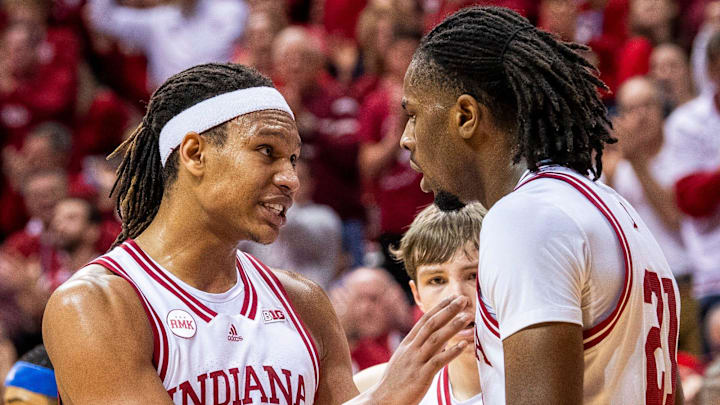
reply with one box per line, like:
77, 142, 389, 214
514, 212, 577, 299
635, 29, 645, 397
428, 277, 445, 285
259, 145, 273, 157
468, 272, 477, 281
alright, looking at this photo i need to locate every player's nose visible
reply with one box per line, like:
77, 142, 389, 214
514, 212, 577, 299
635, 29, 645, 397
274, 165, 300, 195
400, 132, 414, 152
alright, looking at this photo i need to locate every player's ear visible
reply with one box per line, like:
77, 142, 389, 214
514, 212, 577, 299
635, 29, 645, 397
452, 94, 485, 141
178, 132, 206, 177
409, 280, 425, 312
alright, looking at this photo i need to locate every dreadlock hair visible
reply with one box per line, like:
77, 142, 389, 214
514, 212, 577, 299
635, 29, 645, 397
412, 6, 615, 179
108, 63, 273, 247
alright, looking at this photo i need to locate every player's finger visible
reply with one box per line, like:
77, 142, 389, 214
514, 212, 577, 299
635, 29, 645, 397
418, 311, 472, 361
422, 341, 469, 376
411, 296, 468, 346
404, 295, 458, 341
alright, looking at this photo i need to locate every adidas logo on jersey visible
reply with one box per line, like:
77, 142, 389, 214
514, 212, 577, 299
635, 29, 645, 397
227, 324, 243, 342
262, 309, 286, 324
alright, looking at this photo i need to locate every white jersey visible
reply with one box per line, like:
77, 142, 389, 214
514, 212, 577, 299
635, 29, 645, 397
89, 239, 319, 404
474, 166, 679, 404
418, 366, 483, 405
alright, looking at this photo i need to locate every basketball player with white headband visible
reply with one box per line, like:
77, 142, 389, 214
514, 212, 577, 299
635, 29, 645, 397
42, 63, 472, 404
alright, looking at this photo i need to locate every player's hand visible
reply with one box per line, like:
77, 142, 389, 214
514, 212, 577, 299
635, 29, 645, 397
369, 295, 471, 405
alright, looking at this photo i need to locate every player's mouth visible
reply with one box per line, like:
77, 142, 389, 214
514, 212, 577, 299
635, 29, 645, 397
259, 200, 290, 227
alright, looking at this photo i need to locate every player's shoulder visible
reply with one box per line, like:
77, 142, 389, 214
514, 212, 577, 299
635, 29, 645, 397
485, 180, 581, 231
44, 264, 150, 339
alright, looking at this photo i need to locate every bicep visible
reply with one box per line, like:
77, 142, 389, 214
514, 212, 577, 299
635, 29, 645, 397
503, 322, 583, 405
43, 278, 171, 404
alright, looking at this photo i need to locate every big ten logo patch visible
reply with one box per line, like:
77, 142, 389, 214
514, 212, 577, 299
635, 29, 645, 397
262, 309, 286, 324
167, 309, 196, 338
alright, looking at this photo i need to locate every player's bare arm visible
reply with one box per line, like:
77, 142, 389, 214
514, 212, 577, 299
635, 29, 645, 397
43, 265, 172, 405
503, 322, 583, 404
275, 270, 471, 405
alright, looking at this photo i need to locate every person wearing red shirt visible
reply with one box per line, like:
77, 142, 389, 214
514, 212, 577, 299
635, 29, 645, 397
358, 27, 432, 291
0, 1, 80, 148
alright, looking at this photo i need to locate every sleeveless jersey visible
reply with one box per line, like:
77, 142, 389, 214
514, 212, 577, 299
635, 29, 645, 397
474, 167, 680, 404
418, 366, 483, 405
90, 239, 319, 405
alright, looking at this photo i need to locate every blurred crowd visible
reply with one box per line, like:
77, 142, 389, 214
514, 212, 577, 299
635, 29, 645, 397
3, 0, 720, 403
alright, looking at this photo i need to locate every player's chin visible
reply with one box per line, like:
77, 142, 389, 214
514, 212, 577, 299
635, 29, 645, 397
251, 226, 281, 245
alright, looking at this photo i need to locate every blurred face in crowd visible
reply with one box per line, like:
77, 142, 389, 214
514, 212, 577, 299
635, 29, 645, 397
3, 386, 56, 405
2, 24, 40, 75
616, 77, 665, 142
50, 199, 99, 251
410, 243, 478, 356
23, 172, 68, 226
3, 0, 49, 27
630, 0, 677, 31
539, 0, 577, 41
650, 44, 692, 98
246, 12, 277, 55
23, 134, 68, 171
272, 28, 321, 87
344, 268, 395, 339
385, 37, 419, 80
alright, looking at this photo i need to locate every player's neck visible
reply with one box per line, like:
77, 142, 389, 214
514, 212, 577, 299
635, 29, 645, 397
481, 161, 526, 209
447, 353, 482, 401
134, 200, 239, 293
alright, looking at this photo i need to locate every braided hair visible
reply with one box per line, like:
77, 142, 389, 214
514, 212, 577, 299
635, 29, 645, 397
412, 6, 615, 178
108, 63, 273, 246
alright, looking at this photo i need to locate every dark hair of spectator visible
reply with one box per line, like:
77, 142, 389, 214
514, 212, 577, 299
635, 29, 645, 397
19, 345, 53, 370
30, 122, 73, 154
108, 63, 273, 246
707, 30, 720, 63
412, 6, 615, 179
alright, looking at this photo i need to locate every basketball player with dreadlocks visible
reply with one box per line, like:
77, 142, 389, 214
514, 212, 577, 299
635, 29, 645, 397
399, 6, 681, 405
42, 63, 472, 404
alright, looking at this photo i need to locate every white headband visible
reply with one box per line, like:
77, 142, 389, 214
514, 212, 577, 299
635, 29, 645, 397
158, 86, 294, 166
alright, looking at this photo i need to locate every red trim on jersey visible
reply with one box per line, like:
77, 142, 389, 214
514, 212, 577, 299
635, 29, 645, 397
436, 368, 444, 405
122, 240, 216, 322
245, 253, 321, 391
236, 255, 258, 320
516, 171, 634, 350
442, 366, 451, 404
476, 272, 500, 339
90, 256, 170, 382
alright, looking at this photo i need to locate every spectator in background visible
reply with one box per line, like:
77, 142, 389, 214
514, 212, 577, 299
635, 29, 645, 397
1, 123, 71, 239
692, 0, 720, 95
538, 0, 578, 41
48, 198, 103, 289
0, 325, 16, 403
606, 76, 700, 354
650, 43, 697, 110
0, 0, 79, 147
330, 267, 412, 371
665, 29, 720, 355
354, 203, 486, 404
272, 26, 368, 267
616, 0, 680, 87
358, 27, 432, 292
3, 345, 56, 405
87, 0, 249, 89
240, 159, 343, 289
233, 10, 286, 77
